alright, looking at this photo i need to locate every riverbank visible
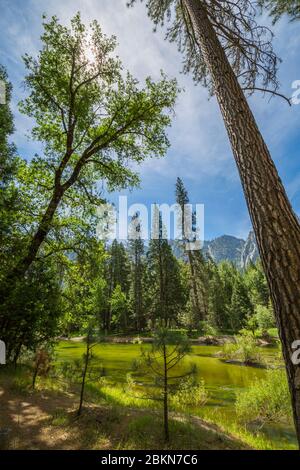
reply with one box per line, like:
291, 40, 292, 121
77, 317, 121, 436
61, 334, 276, 347
0, 373, 249, 450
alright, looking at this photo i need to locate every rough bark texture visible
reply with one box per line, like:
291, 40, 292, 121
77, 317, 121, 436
14, 188, 63, 276
77, 338, 90, 417
163, 343, 169, 442
183, 0, 300, 444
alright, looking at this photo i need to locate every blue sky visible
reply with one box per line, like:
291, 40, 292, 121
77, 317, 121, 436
1, 0, 300, 241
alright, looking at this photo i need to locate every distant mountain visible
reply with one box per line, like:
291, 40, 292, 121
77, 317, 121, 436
202, 235, 244, 265
240, 231, 259, 268
202, 231, 259, 268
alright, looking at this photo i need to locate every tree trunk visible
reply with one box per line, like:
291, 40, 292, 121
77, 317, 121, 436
163, 343, 169, 442
158, 240, 166, 327
187, 251, 205, 321
1, 187, 64, 310
32, 357, 41, 390
77, 342, 90, 417
183, 0, 300, 445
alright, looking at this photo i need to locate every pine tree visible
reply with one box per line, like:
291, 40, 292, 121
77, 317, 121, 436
230, 275, 254, 332
128, 214, 145, 331
259, 0, 300, 22
147, 209, 185, 327
175, 177, 208, 323
207, 260, 234, 331
138, 329, 192, 442
105, 240, 130, 331
244, 261, 270, 307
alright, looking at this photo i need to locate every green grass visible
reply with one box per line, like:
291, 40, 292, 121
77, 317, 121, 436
0, 366, 248, 450
1, 340, 296, 450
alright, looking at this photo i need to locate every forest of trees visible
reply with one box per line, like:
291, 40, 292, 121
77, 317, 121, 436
67, 231, 274, 337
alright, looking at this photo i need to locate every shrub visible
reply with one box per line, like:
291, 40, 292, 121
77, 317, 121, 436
236, 369, 292, 427
245, 304, 276, 337
221, 332, 262, 365
171, 376, 208, 410
254, 304, 275, 334
199, 322, 218, 337
31, 348, 53, 389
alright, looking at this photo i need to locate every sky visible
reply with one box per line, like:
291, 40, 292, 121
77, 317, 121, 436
0, 0, 300, 241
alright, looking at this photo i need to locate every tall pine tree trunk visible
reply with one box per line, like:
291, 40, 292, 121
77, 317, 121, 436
187, 251, 206, 322
184, 0, 300, 444
163, 343, 169, 442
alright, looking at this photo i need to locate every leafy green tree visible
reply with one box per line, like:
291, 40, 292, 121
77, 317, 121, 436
110, 284, 128, 332
253, 303, 276, 336
230, 275, 253, 332
3, 13, 179, 297
207, 261, 225, 330
244, 261, 270, 307
2, 259, 63, 363
208, 261, 236, 331
63, 239, 107, 334
0, 65, 17, 196
259, 0, 300, 22
0, 65, 23, 278
0, 68, 69, 359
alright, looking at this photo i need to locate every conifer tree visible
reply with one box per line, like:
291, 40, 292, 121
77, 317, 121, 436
105, 240, 130, 331
175, 177, 208, 323
128, 213, 145, 331
147, 209, 185, 327
259, 0, 300, 22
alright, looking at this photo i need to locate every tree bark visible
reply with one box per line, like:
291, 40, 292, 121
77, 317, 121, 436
183, 0, 300, 445
1, 186, 64, 308
163, 343, 169, 442
187, 251, 206, 321
77, 340, 90, 417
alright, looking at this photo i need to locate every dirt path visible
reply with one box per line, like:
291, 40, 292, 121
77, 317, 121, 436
0, 385, 250, 450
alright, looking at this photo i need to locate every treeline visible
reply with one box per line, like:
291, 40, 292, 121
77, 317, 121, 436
64, 229, 274, 337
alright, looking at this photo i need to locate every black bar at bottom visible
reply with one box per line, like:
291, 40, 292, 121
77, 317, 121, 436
0, 450, 299, 466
